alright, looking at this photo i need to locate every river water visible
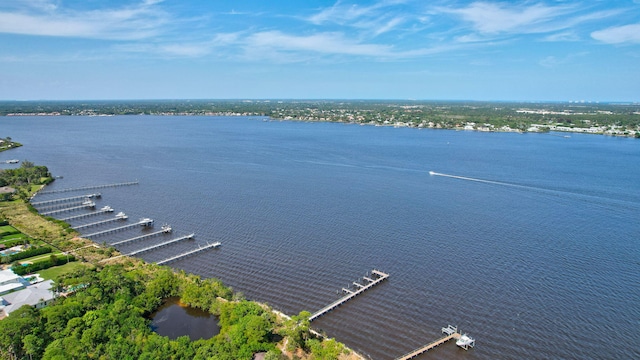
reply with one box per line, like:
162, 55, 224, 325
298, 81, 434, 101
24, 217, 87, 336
1, 116, 638, 359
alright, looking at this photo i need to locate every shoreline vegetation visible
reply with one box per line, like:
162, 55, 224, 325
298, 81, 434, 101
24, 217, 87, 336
1, 99, 639, 138
0, 137, 21, 153
0, 161, 363, 360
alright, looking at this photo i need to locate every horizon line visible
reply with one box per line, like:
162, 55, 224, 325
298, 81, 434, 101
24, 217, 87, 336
1, 98, 639, 104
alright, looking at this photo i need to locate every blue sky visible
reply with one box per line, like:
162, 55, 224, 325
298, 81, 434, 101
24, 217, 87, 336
1, 0, 639, 101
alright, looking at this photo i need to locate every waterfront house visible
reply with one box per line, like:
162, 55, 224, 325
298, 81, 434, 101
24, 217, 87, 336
0, 269, 28, 295
0, 279, 56, 316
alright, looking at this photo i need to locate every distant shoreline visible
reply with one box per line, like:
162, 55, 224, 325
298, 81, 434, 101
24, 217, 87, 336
2, 99, 639, 137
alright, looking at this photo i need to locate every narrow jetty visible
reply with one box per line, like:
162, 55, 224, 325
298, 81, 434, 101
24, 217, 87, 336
39, 181, 138, 194
31, 193, 101, 206
41, 201, 96, 215
60, 207, 113, 221
309, 269, 389, 322
110, 227, 171, 246
83, 218, 153, 238
73, 216, 127, 230
395, 325, 474, 360
156, 242, 221, 265
35, 199, 88, 211
126, 234, 195, 256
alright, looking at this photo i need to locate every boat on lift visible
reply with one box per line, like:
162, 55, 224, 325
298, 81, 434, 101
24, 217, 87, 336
456, 334, 475, 350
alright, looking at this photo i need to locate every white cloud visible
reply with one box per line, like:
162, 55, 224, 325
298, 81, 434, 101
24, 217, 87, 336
442, 2, 571, 34
539, 55, 560, 68
159, 44, 211, 57
0, 0, 168, 40
371, 17, 405, 36
591, 24, 640, 44
308, 1, 385, 25
306, 0, 408, 37
543, 31, 580, 42
245, 31, 393, 57
539, 52, 588, 68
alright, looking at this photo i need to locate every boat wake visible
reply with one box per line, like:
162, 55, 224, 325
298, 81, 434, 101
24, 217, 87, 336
428, 171, 640, 212
429, 171, 528, 189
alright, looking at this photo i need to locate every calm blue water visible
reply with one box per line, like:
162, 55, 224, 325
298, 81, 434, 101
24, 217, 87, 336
1, 116, 639, 359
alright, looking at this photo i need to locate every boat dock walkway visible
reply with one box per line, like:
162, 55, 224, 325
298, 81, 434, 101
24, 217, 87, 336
36, 199, 88, 211
73, 216, 126, 230
395, 325, 469, 360
83, 218, 153, 238
31, 193, 101, 206
156, 242, 221, 265
111, 228, 171, 246
309, 269, 389, 322
127, 234, 195, 256
39, 181, 138, 195
41, 201, 95, 216
60, 208, 113, 221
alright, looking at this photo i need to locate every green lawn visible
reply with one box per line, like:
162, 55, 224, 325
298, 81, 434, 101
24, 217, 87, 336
1, 233, 28, 243
0, 225, 18, 233
37, 262, 88, 282
21, 251, 66, 263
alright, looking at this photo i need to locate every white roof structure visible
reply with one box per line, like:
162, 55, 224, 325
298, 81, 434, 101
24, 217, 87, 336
0, 269, 28, 295
0, 280, 55, 315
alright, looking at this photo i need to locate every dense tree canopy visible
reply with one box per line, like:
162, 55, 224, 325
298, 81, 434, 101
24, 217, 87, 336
0, 263, 288, 360
0, 162, 52, 201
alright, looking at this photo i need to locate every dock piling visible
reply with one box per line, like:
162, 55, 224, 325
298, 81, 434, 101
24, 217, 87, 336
309, 269, 389, 322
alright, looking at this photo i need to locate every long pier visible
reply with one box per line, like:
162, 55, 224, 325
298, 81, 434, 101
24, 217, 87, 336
127, 234, 195, 256
73, 216, 126, 230
309, 269, 389, 322
156, 242, 221, 265
35, 199, 87, 211
60, 208, 113, 221
111, 228, 171, 246
395, 325, 472, 360
39, 181, 138, 195
83, 218, 153, 238
31, 193, 101, 206
41, 201, 96, 216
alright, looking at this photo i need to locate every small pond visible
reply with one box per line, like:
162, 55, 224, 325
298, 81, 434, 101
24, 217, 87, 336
149, 297, 220, 341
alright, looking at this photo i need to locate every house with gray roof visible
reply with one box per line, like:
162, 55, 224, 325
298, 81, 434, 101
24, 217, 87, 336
0, 279, 56, 316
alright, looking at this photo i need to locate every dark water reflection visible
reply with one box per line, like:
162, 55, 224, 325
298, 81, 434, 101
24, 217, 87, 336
149, 297, 220, 341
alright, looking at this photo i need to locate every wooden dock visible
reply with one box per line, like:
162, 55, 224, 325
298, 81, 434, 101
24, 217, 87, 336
34, 200, 85, 212
73, 216, 126, 230
395, 325, 465, 360
127, 234, 194, 256
156, 242, 221, 265
309, 269, 389, 322
60, 208, 113, 221
41, 201, 96, 215
83, 218, 153, 238
31, 193, 101, 206
39, 181, 138, 194
35, 199, 87, 211
110, 229, 170, 246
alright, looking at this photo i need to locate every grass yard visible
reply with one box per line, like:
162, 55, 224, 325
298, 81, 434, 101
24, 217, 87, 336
37, 261, 89, 282
19, 250, 66, 264
1, 234, 30, 245
0, 225, 19, 234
